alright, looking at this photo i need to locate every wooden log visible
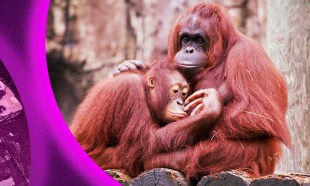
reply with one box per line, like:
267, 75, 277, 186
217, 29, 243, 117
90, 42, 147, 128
197, 170, 252, 186
105, 169, 133, 186
104, 168, 310, 186
130, 168, 189, 186
197, 171, 310, 186
250, 173, 310, 186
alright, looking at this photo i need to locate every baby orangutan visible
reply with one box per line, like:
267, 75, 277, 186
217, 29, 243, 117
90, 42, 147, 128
71, 59, 223, 176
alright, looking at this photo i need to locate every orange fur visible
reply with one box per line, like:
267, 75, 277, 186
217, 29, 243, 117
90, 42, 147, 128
71, 61, 217, 176
145, 2, 291, 180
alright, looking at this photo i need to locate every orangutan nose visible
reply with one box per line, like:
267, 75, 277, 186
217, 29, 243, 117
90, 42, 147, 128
185, 46, 194, 53
177, 99, 184, 105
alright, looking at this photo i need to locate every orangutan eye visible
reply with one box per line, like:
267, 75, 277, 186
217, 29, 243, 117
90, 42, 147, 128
195, 36, 203, 44
181, 36, 190, 44
171, 85, 180, 95
182, 90, 188, 97
173, 89, 179, 93
181, 87, 189, 98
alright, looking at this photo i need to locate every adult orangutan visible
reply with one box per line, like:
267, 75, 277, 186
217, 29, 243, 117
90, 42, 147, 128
71, 60, 223, 176
116, 2, 291, 180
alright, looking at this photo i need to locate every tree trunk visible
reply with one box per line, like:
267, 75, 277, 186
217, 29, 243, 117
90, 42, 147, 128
266, 0, 310, 173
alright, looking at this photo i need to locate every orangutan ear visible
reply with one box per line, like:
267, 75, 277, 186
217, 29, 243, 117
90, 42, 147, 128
147, 76, 155, 88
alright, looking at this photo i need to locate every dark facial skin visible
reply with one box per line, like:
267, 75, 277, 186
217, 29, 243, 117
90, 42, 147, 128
147, 71, 189, 124
174, 17, 210, 72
